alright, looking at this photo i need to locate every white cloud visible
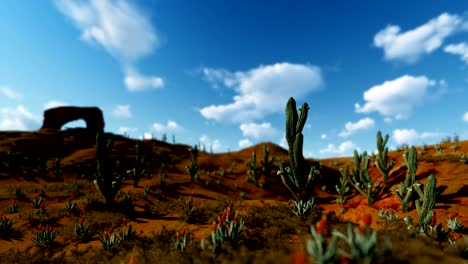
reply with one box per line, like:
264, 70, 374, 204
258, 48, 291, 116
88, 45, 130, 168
54, 0, 163, 91
199, 134, 223, 152
142, 132, 153, 140
0, 105, 41, 131
200, 62, 323, 123
239, 122, 278, 139
463, 112, 468, 122
43, 100, 69, 110
111, 104, 132, 119
320, 133, 327, 139
279, 133, 288, 150
239, 139, 253, 148
374, 13, 464, 63
118, 126, 138, 135
319, 141, 360, 157
355, 75, 443, 120
339, 117, 375, 138
151, 120, 183, 134
124, 67, 164, 91
444, 42, 468, 64
392, 129, 446, 145
1, 86, 22, 100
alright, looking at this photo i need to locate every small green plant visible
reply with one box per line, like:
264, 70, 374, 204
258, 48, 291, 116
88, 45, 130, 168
378, 209, 399, 222
159, 162, 167, 185
118, 218, 136, 242
31, 193, 44, 209
13, 184, 24, 199
128, 140, 146, 187
98, 227, 122, 253
179, 196, 197, 223
453, 134, 460, 142
459, 154, 468, 164
185, 145, 199, 181
440, 136, 451, 144
446, 217, 464, 232
450, 144, 458, 151
8, 200, 19, 213
0, 213, 14, 238
307, 217, 339, 264
330, 161, 340, 166
32, 224, 56, 247
201, 205, 244, 254
219, 168, 225, 178
229, 162, 237, 173
332, 214, 378, 263
65, 194, 77, 212
291, 197, 316, 220
143, 185, 151, 199
74, 217, 94, 242
3, 143, 19, 176
172, 228, 189, 251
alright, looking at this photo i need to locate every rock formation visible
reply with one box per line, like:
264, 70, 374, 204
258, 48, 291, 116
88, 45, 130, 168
40, 106, 105, 133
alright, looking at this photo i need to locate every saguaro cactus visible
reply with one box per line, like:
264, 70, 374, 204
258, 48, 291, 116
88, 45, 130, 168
350, 150, 380, 206
260, 144, 276, 186
94, 132, 125, 206
130, 140, 146, 187
393, 146, 418, 212
374, 131, 395, 183
278, 97, 316, 202
414, 175, 437, 235
186, 145, 199, 181
245, 150, 260, 185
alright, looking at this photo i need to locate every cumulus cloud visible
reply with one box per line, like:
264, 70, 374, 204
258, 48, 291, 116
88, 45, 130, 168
1, 86, 22, 100
151, 120, 183, 134
111, 104, 132, 119
444, 42, 468, 64
199, 134, 223, 152
43, 100, 69, 110
239, 122, 278, 139
339, 118, 375, 138
355, 75, 443, 120
392, 128, 446, 145
321, 133, 327, 139
463, 112, 468, 122
200, 63, 323, 123
239, 139, 253, 148
0, 105, 41, 131
142, 132, 153, 140
124, 67, 164, 91
319, 141, 360, 157
54, 0, 163, 91
374, 13, 464, 63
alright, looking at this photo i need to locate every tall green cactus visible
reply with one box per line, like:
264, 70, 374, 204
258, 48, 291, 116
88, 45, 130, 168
350, 150, 380, 206
336, 164, 351, 204
374, 131, 395, 183
186, 145, 199, 181
414, 175, 437, 235
260, 144, 276, 186
94, 132, 125, 206
278, 97, 316, 202
130, 140, 146, 187
392, 146, 418, 213
403, 146, 417, 189
245, 150, 260, 185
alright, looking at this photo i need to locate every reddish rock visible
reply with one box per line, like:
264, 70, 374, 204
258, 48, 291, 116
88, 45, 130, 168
40, 106, 105, 133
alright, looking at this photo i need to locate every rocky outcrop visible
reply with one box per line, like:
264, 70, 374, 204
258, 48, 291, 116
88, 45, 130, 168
40, 106, 105, 133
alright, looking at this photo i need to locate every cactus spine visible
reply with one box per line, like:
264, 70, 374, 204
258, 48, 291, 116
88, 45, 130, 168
350, 150, 380, 206
95, 132, 125, 206
374, 131, 395, 183
186, 145, 199, 181
414, 175, 437, 235
245, 150, 260, 185
260, 144, 276, 186
393, 146, 417, 213
278, 97, 315, 202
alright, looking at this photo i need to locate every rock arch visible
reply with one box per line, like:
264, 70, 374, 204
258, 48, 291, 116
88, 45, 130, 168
40, 106, 105, 133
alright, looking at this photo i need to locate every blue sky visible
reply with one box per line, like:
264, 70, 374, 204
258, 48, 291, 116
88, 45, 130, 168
1, 0, 468, 158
